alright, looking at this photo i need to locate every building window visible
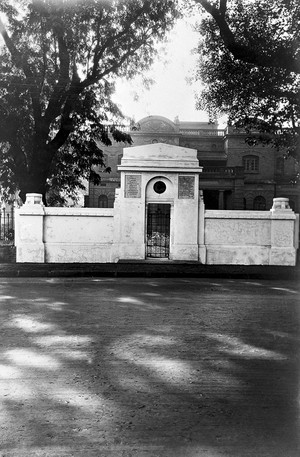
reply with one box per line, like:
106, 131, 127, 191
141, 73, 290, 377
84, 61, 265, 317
253, 196, 266, 210
98, 194, 108, 208
276, 157, 284, 175
243, 155, 259, 173
117, 154, 123, 165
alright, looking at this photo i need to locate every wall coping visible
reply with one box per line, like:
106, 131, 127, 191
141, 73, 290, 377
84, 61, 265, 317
205, 210, 296, 220
118, 166, 203, 173
45, 207, 114, 217
17, 207, 114, 217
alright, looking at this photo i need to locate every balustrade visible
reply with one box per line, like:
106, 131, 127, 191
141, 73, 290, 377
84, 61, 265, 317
179, 129, 225, 136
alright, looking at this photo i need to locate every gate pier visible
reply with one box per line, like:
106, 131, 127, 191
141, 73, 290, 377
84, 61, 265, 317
112, 143, 203, 262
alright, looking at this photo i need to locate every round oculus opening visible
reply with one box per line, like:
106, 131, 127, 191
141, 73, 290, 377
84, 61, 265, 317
153, 181, 166, 194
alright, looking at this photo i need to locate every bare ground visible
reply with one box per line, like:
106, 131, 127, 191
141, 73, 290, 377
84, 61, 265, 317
0, 277, 299, 457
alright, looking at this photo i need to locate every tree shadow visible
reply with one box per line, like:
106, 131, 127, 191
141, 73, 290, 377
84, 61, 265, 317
0, 277, 299, 456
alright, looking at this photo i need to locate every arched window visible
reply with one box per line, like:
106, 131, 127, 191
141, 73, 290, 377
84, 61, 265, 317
276, 157, 284, 175
243, 155, 259, 173
98, 194, 108, 208
117, 154, 123, 165
253, 196, 266, 210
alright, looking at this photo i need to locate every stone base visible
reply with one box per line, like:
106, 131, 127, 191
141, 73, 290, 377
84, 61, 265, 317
198, 245, 206, 264
269, 247, 297, 266
112, 243, 146, 262
206, 245, 270, 265
45, 243, 113, 263
16, 243, 45, 263
171, 244, 199, 261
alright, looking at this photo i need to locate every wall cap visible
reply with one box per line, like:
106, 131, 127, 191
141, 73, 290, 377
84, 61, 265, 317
271, 197, 293, 213
25, 193, 44, 206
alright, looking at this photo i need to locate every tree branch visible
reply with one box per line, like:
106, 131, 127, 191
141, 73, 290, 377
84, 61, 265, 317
48, 66, 82, 152
0, 17, 43, 122
85, 11, 144, 86
193, 0, 300, 73
219, 0, 227, 17
44, 30, 70, 124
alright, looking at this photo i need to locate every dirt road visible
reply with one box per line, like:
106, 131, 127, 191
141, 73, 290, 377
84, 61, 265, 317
0, 277, 299, 456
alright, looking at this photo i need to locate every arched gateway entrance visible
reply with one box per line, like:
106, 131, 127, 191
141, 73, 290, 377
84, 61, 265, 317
113, 143, 203, 262
146, 203, 171, 258
145, 176, 173, 259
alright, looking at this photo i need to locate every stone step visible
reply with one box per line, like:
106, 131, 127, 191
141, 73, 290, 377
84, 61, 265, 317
0, 245, 16, 263
0, 261, 299, 279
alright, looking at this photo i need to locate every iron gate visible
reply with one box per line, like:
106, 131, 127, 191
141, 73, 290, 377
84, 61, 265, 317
146, 204, 170, 258
0, 210, 14, 242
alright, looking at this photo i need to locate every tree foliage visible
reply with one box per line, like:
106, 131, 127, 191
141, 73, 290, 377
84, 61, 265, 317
192, 0, 300, 161
0, 0, 179, 204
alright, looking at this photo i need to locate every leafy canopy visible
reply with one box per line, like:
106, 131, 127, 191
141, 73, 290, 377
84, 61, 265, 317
192, 0, 300, 160
0, 0, 179, 203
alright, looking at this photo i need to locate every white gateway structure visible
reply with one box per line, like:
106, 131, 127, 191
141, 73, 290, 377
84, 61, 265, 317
15, 143, 299, 265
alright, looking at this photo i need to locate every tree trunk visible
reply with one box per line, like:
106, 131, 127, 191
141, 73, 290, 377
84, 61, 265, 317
18, 165, 49, 206
18, 142, 55, 205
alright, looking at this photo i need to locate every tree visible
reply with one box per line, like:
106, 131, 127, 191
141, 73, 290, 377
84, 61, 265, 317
0, 0, 179, 204
191, 0, 300, 161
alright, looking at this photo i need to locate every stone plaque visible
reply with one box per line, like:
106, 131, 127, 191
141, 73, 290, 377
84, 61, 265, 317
178, 175, 195, 199
125, 174, 141, 198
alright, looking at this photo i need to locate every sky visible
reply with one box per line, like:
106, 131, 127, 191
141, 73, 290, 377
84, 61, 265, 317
112, 16, 209, 124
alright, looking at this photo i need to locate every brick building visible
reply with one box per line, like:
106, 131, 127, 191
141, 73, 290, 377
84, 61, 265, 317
85, 115, 299, 212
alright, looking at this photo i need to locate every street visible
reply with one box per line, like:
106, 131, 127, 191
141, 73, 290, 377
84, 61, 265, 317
0, 277, 299, 457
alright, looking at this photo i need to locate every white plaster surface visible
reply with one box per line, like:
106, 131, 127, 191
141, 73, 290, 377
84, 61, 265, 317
45, 243, 112, 263
269, 248, 297, 266
44, 213, 114, 244
206, 246, 270, 265
205, 216, 271, 246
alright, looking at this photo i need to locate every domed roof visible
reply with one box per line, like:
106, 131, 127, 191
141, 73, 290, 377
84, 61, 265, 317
135, 116, 177, 133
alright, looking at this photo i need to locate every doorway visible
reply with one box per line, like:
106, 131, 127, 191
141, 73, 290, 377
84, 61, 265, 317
146, 204, 171, 258
203, 190, 219, 209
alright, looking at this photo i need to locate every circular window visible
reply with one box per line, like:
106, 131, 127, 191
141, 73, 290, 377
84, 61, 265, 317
153, 181, 166, 194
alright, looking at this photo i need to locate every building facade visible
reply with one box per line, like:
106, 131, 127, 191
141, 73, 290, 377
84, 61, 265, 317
85, 115, 299, 212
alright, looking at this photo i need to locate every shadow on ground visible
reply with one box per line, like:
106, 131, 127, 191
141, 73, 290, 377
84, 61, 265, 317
0, 278, 299, 457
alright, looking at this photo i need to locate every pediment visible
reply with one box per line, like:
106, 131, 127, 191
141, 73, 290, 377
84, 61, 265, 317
138, 116, 176, 133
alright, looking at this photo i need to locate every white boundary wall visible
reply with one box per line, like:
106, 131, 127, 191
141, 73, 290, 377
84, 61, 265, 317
15, 196, 114, 263
200, 209, 298, 266
15, 193, 298, 266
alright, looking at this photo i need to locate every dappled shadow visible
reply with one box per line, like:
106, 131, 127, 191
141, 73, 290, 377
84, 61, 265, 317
0, 277, 299, 456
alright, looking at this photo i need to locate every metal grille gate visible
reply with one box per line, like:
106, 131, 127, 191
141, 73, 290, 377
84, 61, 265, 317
0, 210, 14, 241
146, 204, 170, 258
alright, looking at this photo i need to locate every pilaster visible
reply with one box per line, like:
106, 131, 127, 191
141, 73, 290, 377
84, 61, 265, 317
269, 198, 297, 265
15, 193, 45, 263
